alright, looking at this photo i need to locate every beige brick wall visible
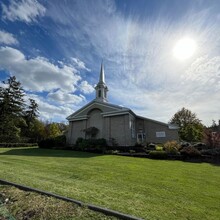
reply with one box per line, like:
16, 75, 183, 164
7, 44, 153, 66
68, 120, 86, 145
67, 112, 179, 146
136, 118, 179, 144
108, 114, 132, 146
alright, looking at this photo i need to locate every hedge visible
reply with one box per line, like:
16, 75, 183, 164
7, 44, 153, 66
38, 135, 66, 149
0, 143, 38, 148
149, 150, 168, 159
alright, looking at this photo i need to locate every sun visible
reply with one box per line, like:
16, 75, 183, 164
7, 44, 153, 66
173, 37, 196, 60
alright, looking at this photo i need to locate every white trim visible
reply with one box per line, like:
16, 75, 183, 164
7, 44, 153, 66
67, 100, 129, 120
136, 115, 168, 126
69, 115, 88, 122
102, 111, 132, 117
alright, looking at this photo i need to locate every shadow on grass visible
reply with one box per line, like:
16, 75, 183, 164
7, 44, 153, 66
0, 147, 102, 158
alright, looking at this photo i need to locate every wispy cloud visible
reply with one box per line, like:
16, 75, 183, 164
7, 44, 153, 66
45, 0, 220, 125
71, 58, 91, 72
1, 0, 46, 23
1, 0, 220, 124
0, 30, 18, 45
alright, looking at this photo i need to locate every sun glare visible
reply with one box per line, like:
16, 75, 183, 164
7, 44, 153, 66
173, 37, 196, 60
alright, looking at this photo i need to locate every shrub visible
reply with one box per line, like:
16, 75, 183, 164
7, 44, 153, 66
164, 141, 181, 155
75, 137, 84, 146
192, 142, 207, 150
155, 146, 163, 151
180, 142, 191, 148
201, 148, 220, 157
149, 150, 168, 159
0, 143, 38, 148
135, 142, 143, 147
147, 143, 156, 150
180, 146, 201, 158
74, 138, 107, 153
112, 150, 119, 155
38, 135, 66, 149
109, 138, 118, 146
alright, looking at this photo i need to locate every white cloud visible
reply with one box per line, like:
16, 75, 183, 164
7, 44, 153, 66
0, 46, 81, 93
47, 89, 85, 104
0, 30, 18, 45
71, 57, 91, 72
1, 0, 46, 23
0, 46, 92, 121
79, 81, 94, 94
27, 94, 82, 121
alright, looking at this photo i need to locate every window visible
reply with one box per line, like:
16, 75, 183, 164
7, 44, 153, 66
137, 133, 146, 143
98, 90, 101, 97
130, 120, 135, 138
156, 131, 166, 138
104, 90, 107, 98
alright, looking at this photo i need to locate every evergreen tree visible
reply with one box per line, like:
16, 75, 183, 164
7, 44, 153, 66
22, 98, 39, 141
170, 107, 204, 142
0, 76, 26, 142
25, 99, 39, 121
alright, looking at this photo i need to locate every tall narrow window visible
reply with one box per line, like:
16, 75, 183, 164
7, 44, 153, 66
98, 90, 101, 97
130, 120, 135, 138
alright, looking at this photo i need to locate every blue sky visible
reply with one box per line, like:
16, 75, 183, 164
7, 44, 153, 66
0, 0, 220, 125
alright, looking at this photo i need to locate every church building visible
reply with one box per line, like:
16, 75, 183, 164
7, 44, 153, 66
67, 63, 179, 146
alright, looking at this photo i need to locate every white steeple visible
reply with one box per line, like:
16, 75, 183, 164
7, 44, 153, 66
95, 62, 108, 102
99, 61, 105, 83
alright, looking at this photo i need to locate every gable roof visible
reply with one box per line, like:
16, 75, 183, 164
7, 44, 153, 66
67, 99, 179, 130
66, 99, 132, 121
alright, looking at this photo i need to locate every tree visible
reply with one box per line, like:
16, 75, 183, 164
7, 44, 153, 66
22, 99, 39, 140
0, 76, 26, 142
30, 119, 46, 142
25, 99, 39, 122
169, 107, 204, 142
46, 123, 62, 138
0, 76, 40, 143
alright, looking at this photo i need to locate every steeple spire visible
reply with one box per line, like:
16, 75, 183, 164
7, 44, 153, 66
99, 61, 105, 83
95, 62, 108, 102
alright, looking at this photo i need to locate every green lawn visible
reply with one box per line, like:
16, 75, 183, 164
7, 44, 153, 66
0, 147, 219, 220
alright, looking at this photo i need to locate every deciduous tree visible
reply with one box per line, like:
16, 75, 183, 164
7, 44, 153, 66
170, 107, 204, 142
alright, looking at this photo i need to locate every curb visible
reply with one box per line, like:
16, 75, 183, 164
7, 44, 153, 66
0, 179, 143, 220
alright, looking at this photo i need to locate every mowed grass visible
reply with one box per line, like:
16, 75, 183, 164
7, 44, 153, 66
0, 147, 219, 220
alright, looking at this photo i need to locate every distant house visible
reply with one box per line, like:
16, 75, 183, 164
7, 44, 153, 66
67, 63, 179, 146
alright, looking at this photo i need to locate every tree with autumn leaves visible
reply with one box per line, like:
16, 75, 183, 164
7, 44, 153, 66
170, 107, 204, 142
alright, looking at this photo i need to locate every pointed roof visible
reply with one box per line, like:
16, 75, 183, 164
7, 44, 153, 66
66, 99, 132, 121
99, 62, 105, 84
